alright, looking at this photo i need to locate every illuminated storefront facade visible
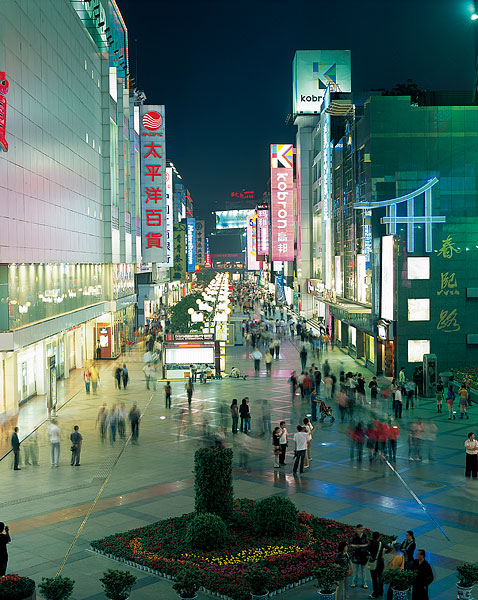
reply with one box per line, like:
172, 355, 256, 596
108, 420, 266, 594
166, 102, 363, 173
0, 0, 139, 412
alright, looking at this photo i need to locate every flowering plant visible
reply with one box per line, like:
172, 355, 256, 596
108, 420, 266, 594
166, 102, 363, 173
91, 499, 392, 600
0, 574, 36, 599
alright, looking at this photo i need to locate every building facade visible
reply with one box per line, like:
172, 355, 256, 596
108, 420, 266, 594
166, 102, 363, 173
0, 0, 140, 412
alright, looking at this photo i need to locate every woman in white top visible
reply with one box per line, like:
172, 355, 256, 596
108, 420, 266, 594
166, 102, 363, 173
303, 417, 313, 468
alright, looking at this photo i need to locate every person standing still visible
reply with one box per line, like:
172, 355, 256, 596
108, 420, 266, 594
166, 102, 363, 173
0, 523, 11, 575
129, 404, 140, 443
230, 399, 239, 434
164, 381, 172, 409
279, 421, 288, 465
70, 425, 82, 466
265, 350, 273, 375
272, 427, 281, 468
273, 338, 280, 359
251, 348, 262, 375
411, 550, 434, 600
465, 432, 478, 479
48, 420, 61, 467
349, 524, 369, 589
239, 398, 250, 433
293, 425, 308, 474
11, 427, 20, 470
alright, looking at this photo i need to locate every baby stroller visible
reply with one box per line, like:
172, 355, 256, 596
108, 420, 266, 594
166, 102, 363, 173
319, 400, 335, 423
230, 367, 248, 380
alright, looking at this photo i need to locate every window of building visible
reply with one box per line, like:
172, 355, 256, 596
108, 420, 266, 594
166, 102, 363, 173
408, 340, 430, 362
408, 298, 430, 321
407, 257, 430, 279
110, 119, 118, 207
109, 66, 117, 102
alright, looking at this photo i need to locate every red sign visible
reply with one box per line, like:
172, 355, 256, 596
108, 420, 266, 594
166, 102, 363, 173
0, 71, 9, 152
256, 206, 269, 259
271, 144, 294, 262
230, 191, 254, 199
142, 111, 163, 131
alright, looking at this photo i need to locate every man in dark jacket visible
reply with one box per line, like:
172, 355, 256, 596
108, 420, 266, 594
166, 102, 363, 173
411, 549, 434, 600
11, 427, 20, 470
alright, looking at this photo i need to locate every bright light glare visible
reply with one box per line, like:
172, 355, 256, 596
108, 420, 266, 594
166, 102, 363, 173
472, 13, 478, 20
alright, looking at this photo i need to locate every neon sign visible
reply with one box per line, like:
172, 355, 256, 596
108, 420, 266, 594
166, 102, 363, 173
354, 178, 445, 253
0, 71, 9, 152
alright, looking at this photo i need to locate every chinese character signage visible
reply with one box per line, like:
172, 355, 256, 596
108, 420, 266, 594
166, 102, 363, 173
292, 50, 351, 115
256, 203, 269, 260
0, 71, 9, 152
230, 191, 254, 200
205, 237, 212, 268
140, 105, 167, 264
270, 144, 295, 262
171, 223, 187, 280
165, 167, 174, 266
186, 217, 196, 273
196, 220, 205, 265
246, 214, 261, 271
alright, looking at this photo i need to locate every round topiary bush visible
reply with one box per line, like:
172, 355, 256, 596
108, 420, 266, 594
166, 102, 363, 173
254, 496, 298, 537
186, 512, 228, 550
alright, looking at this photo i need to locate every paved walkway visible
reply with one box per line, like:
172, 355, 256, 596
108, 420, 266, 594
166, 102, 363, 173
1, 327, 476, 599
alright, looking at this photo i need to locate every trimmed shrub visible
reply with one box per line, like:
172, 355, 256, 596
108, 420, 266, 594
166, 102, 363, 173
186, 512, 228, 550
194, 447, 234, 520
254, 496, 298, 536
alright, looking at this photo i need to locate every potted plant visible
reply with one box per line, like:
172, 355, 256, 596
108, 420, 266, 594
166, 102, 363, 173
0, 574, 36, 599
383, 568, 416, 600
457, 563, 478, 600
243, 564, 271, 599
172, 567, 200, 600
38, 576, 74, 600
314, 565, 347, 600
99, 570, 137, 600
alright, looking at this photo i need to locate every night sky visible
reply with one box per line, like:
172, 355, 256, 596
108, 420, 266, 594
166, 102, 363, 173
119, 0, 476, 222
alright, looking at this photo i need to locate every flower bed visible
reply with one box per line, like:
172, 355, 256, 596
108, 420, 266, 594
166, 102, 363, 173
91, 499, 393, 600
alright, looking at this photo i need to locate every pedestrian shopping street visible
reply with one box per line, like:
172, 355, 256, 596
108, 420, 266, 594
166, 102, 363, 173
1, 335, 477, 600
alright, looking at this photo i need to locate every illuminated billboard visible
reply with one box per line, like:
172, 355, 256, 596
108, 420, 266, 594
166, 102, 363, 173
165, 167, 174, 266
270, 144, 295, 262
246, 214, 261, 271
215, 209, 250, 229
256, 203, 269, 259
292, 50, 351, 115
186, 217, 196, 273
140, 105, 167, 264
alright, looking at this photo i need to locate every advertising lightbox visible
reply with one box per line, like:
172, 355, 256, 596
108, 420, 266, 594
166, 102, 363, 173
270, 144, 294, 262
140, 105, 167, 264
381, 236, 394, 320
165, 167, 174, 266
246, 214, 261, 271
215, 209, 250, 230
256, 203, 269, 259
292, 50, 351, 115
186, 217, 196, 273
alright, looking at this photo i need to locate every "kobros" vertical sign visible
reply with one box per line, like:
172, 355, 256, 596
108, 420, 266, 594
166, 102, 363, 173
0, 71, 9, 152
140, 105, 167, 264
270, 144, 294, 262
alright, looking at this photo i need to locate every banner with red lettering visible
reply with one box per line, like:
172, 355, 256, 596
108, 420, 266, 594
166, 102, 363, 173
270, 144, 294, 262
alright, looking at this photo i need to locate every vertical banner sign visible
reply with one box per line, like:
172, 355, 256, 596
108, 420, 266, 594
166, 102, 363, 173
165, 167, 174, 266
270, 144, 295, 261
205, 237, 212, 268
171, 223, 187, 280
0, 71, 9, 152
276, 275, 286, 303
246, 214, 261, 271
256, 203, 269, 260
140, 105, 167, 264
196, 220, 205, 265
186, 217, 196, 272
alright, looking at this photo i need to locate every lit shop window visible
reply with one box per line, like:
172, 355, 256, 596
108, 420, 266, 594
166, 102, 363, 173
408, 298, 430, 321
408, 257, 430, 280
408, 340, 430, 362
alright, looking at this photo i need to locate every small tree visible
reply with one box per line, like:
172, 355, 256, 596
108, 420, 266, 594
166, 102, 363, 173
383, 569, 416, 591
38, 576, 75, 600
194, 447, 234, 520
172, 566, 200, 599
457, 564, 478, 588
99, 570, 137, 600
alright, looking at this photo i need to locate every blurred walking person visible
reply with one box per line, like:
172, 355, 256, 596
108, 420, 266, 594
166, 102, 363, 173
70, 425, 82, 466
108, 406, 118, 444
90, 363, 100, 394
114, 366, 122, 389
300, 345, 308, 371
96, 404, 108, 442
83, 365, 91, 394
446, 385, 456, 420
118, 403, 127, 438
435, 379, 444, 413
122, 364, 129, 389
185, 378, 194, 407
